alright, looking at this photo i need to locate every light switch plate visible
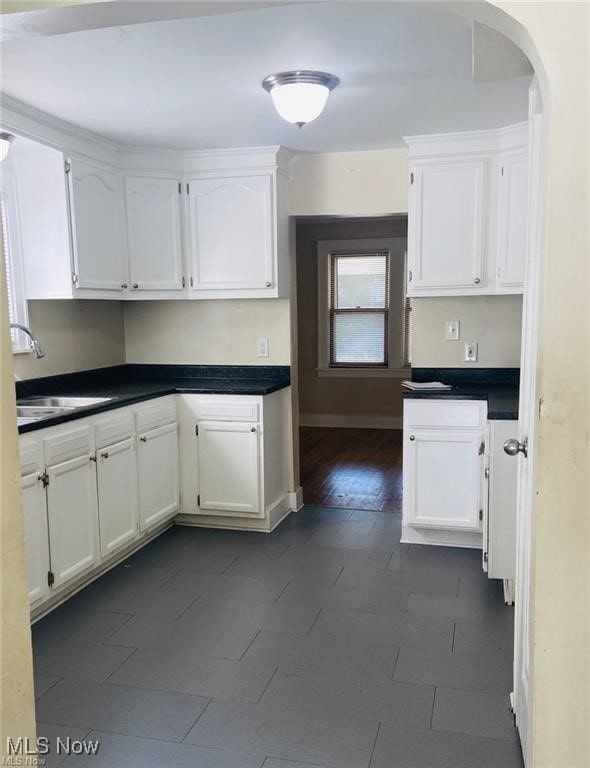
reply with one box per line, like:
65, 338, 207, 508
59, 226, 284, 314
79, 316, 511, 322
256, 337, 269, 358
464, 342, 478, 362
445, 320, 460, 341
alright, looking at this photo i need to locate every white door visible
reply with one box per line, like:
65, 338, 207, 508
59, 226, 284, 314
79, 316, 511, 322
96, 437, 139, 557
21, 472, 51, 605
408, 158, 487, 291
188, 174, 274, 292
511, 85, 545, 764
67, 157, 126, 291
497, 150, 528, 292
125, 176, 184, 292
137, 422, 179, 531
197, 421, 262, 517
46, 454, 99, 588
405, 428, 484, 531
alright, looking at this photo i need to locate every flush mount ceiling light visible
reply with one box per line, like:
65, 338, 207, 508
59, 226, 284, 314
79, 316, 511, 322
0, 132, 14, 162
262, 71, 339, 128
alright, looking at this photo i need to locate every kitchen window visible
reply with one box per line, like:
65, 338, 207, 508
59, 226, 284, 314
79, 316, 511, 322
317, 237, 410, 377
1, 173, 29, 352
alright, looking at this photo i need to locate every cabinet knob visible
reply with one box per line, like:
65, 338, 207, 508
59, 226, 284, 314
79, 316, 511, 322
265, 282, 271, 288
132, 283, 139, 290
474, 277, 481, 284
408, 270, 413, 283
251, 427, 257, 433
409, 435, 415, 441
101, 451, 109, 459
121, 283, 128, 289
139, 436, 147, 443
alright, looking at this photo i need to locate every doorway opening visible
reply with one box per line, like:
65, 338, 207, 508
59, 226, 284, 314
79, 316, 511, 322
296, 215, 408, 512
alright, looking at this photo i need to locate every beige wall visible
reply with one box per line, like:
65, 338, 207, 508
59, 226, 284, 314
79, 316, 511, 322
411, 295, 522, 368
290, 148, 409, 217
13, 300, 125, 380
124, 299, 291, 366
296, 217, 407, 426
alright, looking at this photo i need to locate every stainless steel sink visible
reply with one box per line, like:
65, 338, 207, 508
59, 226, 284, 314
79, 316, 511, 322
17, 396, 112, 408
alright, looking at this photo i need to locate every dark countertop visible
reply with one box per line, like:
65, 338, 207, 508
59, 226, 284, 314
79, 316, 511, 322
401, 368, 519, 420
16, 364, 290, 434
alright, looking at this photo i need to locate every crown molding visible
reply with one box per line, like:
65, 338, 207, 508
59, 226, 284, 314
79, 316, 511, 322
404, 121, 528, 159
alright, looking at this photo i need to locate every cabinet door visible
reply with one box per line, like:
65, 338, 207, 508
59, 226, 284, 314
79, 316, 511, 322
67, 157, 126, 291
21, 472, 51, 605
405, 429, 484, 531
188, 174, 274, 292
96, 437, 139, 558
496, 151, 528, 292
137, 422, 179, 531
197, 421, 262, 517
125, 176, 184, 292
46, 454, 99, 588
408, 158, 486, 292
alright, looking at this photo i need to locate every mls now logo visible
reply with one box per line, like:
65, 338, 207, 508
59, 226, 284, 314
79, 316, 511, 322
6, 736, 100, 760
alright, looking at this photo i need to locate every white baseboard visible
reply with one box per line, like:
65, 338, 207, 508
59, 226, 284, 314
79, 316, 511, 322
299, 413, 402, 430
288, 486, 304, 511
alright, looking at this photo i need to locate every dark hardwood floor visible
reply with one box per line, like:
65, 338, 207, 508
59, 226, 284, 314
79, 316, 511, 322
299, 427, 403, 512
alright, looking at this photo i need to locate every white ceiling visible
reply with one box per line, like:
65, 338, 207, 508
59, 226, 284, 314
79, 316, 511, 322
0, 2, 531, 152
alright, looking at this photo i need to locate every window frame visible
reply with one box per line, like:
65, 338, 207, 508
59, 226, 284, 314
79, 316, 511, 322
317, 237, 410, 378
328, 250, 390, 368
0, 168, 30, 354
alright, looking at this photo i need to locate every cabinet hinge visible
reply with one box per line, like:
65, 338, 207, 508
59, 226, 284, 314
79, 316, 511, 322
484, 467, 490, 479
64, 159, 71, 174
478, 441, 485, 456
178, 182, 182, 194
501, 166, 504, 176
182, 276, 186, 288
408, 269, 413, 283
483, 552, 488, 564
195, 425, 199, 437
479, 509, 483, 521
190, 276, 194, 288
39, 471, 49, 488
47, 570, 55, 587
197, 494, 200, 507
410, 171, 414, 185
71, 272, 79, 286
186, 183, 190, 195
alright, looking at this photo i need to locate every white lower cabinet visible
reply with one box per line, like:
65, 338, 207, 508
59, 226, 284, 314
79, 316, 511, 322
137, 422, 179, 531
96, 437, 139, 557
402, 399, 487, 547
46, 452, 99, 589
197, 421, 262, 517
21, 472, 51, 606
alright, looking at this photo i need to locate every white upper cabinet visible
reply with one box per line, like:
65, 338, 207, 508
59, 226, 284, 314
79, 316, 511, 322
405, 123, 528, 297
408, 158, 487, 292
496, 149, 528, 292
67, 157, 127, 293
125, 176, 184, 294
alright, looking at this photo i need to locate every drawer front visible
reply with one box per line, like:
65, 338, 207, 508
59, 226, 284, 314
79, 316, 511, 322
193, 398, 260, 423
95, 410, 134, 449
404, 399, 487, 429
20, 438, 42, 477
43, 426, 93, 466
135, 397, 176, 433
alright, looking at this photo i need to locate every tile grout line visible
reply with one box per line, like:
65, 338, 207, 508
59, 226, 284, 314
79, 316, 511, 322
102, 645, 138, 682
220, 555, 240, 575
451, 622, 457, 653
390, 645, 401, 681
180, 696, 213, 742
306, 607, 323, 637
332, 565, 345, 587
239, 629, 261, 661
429, 686, 437, 729
367, 721, 381, 768
256, 665, 280, 704
273, 580, 291, 604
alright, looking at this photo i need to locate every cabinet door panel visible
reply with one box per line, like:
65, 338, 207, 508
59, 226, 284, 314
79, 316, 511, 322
21, 472, 51, 605
125, 177, 183, 291
189, 175, 273, 291
405, 429, 483, 531
137, 422, 179, 531
46, 454, 99, 588
497, 151, 528, 291
67, 157, 126, 291
197, 421, 262, 517
409, 159, 486, 291
97, 437, 139, 557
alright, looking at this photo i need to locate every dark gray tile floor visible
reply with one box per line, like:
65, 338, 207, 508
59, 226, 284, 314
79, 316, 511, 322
33, 507, 523, 768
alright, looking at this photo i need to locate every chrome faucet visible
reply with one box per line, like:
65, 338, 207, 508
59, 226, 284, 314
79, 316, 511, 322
10, 322, 46, 359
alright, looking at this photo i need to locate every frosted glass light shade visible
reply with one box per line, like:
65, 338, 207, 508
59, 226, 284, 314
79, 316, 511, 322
0, 133, 14, 162
263, 71, 339, 127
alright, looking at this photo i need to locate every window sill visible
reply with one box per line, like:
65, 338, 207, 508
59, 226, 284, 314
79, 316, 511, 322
316, 367, 409, 379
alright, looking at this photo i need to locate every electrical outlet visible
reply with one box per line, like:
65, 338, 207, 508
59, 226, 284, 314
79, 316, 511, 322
256, 337, 269, 358
445, 320, 460, 341
464, 342, 478, 362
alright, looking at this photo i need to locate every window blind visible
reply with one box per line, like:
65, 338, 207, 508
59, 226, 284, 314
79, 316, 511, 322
329, 251, 389, 367
403, 296, 412, 367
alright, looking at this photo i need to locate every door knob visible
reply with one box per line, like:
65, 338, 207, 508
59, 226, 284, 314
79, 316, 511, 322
503, 438, 528, 458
